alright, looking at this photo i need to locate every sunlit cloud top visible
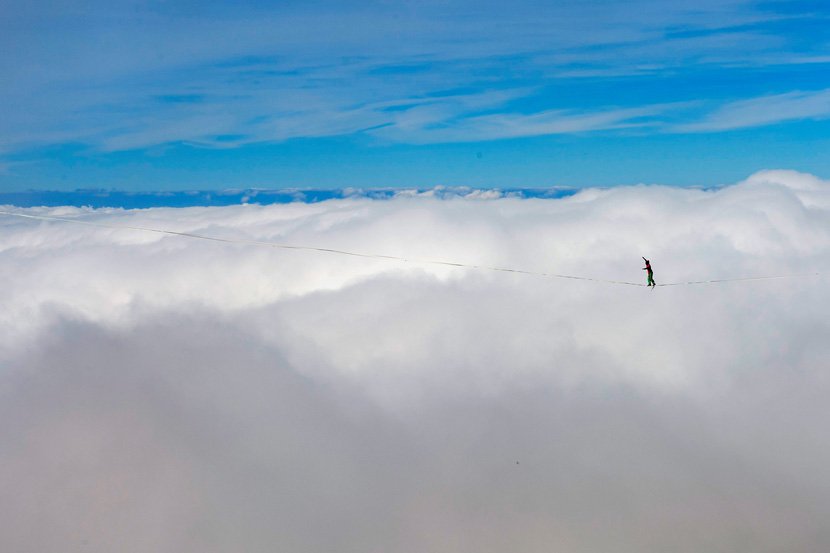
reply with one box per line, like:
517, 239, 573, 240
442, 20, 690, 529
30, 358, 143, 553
2, 170, 830, 552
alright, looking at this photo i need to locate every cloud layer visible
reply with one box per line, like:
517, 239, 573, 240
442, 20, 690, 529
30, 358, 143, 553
2, 170, 830, 552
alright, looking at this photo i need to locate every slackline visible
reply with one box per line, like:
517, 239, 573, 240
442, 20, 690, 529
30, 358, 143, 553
0, 210, 820, 288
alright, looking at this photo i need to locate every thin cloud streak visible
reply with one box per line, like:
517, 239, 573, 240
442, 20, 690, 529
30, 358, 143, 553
371, 104, 680, 143
675, 88, 830, 132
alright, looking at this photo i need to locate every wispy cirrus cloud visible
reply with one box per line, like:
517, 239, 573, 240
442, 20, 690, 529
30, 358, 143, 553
675, 88, 830, 132
90, 85, 538, 151
371, 104, 680, 143
1, 0, 824, 155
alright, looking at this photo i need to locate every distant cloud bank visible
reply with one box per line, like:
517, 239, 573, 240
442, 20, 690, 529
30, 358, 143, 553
0, 186, 578, 209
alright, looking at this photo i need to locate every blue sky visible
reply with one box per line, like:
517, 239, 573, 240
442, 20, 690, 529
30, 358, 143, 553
2, 0, 829, 191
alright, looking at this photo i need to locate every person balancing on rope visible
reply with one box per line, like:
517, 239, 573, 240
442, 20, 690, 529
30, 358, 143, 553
642, 257, 656, 288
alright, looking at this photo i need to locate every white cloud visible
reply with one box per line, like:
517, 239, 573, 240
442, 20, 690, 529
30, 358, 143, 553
2, 170, 830, 551
372, 104, 677, 143
675, 88, 830, 132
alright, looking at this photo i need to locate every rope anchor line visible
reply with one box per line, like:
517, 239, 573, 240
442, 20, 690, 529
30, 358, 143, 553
0, 210, 820, 287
